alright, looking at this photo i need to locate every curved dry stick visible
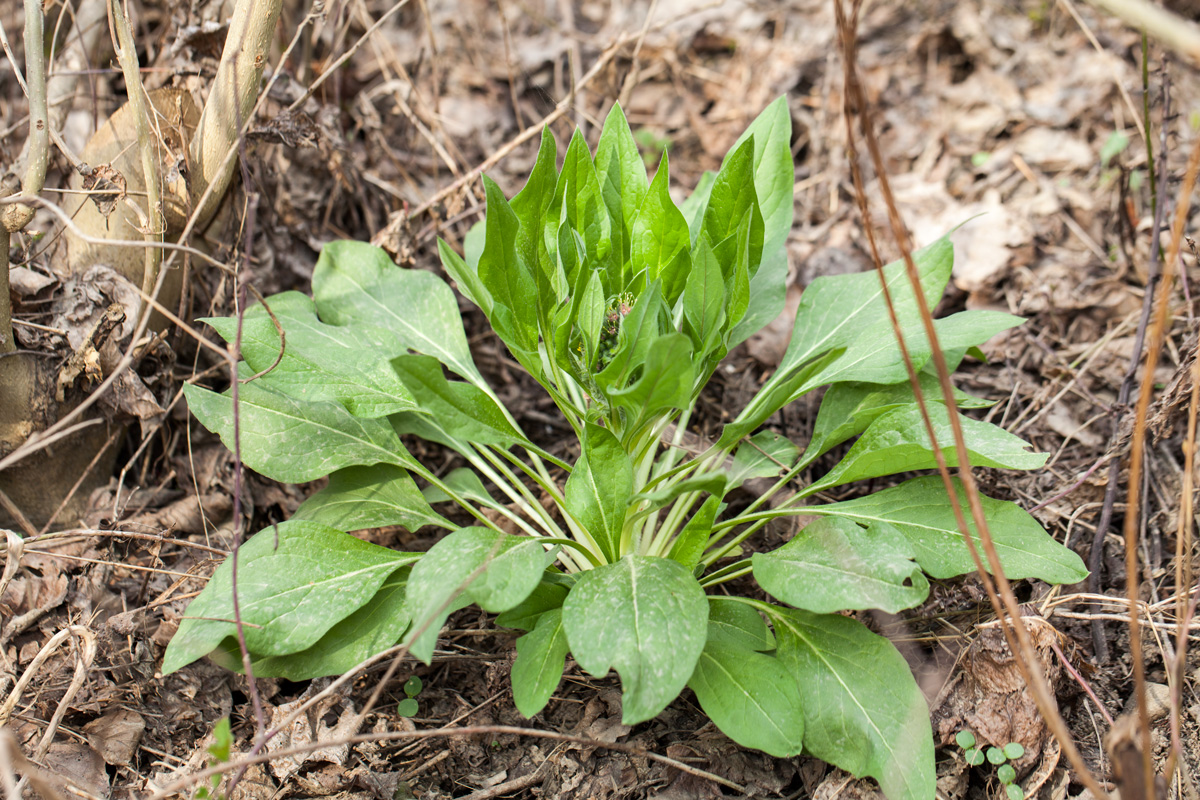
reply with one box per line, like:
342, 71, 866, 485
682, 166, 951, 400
0, 625, 97, 761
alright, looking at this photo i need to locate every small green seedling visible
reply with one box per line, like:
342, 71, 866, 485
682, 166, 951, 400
397, 675, 423, 718
956, 731, 1025, 800
195, 717, 232, 800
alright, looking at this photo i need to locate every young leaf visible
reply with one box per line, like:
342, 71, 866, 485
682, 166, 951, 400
511, 608, 570, 717
163, 521, 420, 674
510, 126, 559, 307
682, 236, 726, 355
771, 607, 935, 800
667, 495, 722, 569
593, 282, 665, 392
595, 103, 648, 265
405, 527, 555, 663
478, 176, 541, 361
752, 517, 929, 614
680, 171, 715, 243
562, 556, 708, 724
204, 292, 417, 419
294, 463, 452, 532
687, 642, 806, 758
629, 150, 690, 304
804, 404, 1047, 495
311, 240, 484, 388
184, 374, 419, 484
438, 238, 492, 315
547, 130, 616, 287
706, 596, 774, 650
563, 423, 634, 563
701, 137, 764, 280
813, 476, 1089, 582
251, 566, 412, 680
496, 580, 571, 631
607, 333, 695, 433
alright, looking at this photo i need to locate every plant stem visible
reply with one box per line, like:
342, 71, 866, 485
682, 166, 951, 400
1, 0, 49, 352
107, 0, 164, 309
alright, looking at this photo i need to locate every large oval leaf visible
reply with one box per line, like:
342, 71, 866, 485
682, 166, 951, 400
184, 374, 418, 484
813, 477, 1089, 583
771, 607, 935, 800
293, 463, 451, 533
163, 521, 420, 674
311, 240, 484, 387
562, 556, 707, 724
404, 528, 554, 663
688, 642, 806, 758
753, 517, 929, 614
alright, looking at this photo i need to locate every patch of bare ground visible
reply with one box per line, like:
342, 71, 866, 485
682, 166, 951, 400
2, 0, 1199, 798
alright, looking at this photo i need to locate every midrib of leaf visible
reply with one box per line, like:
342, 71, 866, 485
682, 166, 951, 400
772, 557, 912, 591
235, 557, 409, 609
775, 614, 911, 793
698, 650, 790, 739
245, 397, 415, 470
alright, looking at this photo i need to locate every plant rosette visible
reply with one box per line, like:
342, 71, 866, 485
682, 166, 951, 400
166, 98, 1086, 800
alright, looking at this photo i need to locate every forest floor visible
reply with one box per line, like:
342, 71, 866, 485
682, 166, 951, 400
2, 0, 1199, 798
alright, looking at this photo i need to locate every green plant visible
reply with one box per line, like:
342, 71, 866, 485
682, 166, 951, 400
397, 675, 422, 717
164, 98, 1086, 800
195, 717, 232, 800
956, 731, 1025, 800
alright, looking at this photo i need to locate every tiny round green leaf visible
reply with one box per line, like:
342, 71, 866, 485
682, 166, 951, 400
1006, 782, 1024, 800
986, 746, 1006, 765
965, 748, 985, 766
396, 698, 419, 717
1004, 742, 1025, 760
404, 676, 423, 697
955, 730, 976, 750
997, 764, 1016, 783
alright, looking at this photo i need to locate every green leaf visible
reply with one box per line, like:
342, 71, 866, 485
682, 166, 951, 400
438, 238, 491, 315
1006, 782, 1024, 800
680, 171, 715, 242
667, 495, 721, 569
510, 126, 560, 311
771, 607, 935, 800
294, 463, 452, 532
728, 431, 800, 492
404, 527, 555, 663
966, 748, 985, 766
391, 354, 530, 448
813, 476, 1089, 582
511, 608, 570, 717
577, 269, 606, 368
204, 292, 417, 419
184, 375, 418, 484
706, 596, 774, 650
562, 556, 708, 724
1003, 742, 1025, 760
594, 282, 665, 392
595, 103, 648, 265
608, 333, 695, 433
563, 423, 634, 563
420, 467, 501, 509
752, 517, 929, 614
682, 236, 726, 355
251, 566, 412, 680
997, 764, 1016, 783
688, 642, 806, 758
496, 580, 571, 631
479, 176, 540, 358
404, 676, 423, 696
987, 746, 1005, 765
955, 730, 976, 750
701, 137, 764, 281
163, 521, 420, 673
396, 698, 418, 717
805, 403, 1047, 495
548, 130, 615, 288
803, 364, 992, 469
630, 150, 690, 304
311, 240, 484, 388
